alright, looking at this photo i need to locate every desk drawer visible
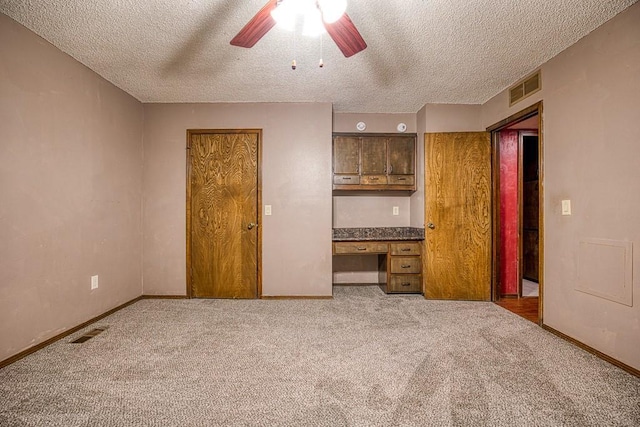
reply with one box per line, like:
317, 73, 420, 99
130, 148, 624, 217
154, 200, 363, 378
333, 175, 360, 185
333, 242, 388, 254
388, 275, 422, 293
390, 257, 421, 274
360, 175, 388, 185
390, 242, 421, 256
388, 175, 415, 186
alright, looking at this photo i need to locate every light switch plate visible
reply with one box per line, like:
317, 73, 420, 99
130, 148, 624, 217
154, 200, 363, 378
393, 206, 399, 216
265, 205, 272, 216
561, 200, 571, 215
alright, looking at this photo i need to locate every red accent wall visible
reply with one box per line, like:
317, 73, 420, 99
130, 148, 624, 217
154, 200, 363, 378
499, 130, 519, 296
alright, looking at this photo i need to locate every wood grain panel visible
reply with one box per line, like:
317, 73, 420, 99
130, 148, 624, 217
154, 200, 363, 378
390, 257, 421, 274
188, 130, 259, 299
388, 275, 422, 293
523, 230, 539, 281
333, 136, 360, 174
425, 132, 492, 301
390, 242, 421, 256
523, 181, 539, 229
333, 242, 389, 254
333, 174, 360, 185
388, 175, 415, 186
388, 136, 415, 175
361, 137, 386, 175
360, 175, 388, 185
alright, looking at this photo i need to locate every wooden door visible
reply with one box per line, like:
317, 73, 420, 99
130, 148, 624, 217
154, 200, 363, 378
388, 136, 415, 175
187, 130, 260, 299
424, 132, 492, 301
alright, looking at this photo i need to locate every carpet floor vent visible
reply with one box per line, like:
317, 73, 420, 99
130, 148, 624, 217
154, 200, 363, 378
71, 326, 109, 343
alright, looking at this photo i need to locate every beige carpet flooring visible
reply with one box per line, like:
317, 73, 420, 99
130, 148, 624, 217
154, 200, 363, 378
1, 286, 639, 426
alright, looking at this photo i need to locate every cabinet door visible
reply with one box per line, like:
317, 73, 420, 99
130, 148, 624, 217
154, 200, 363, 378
361, 137, 387, 175
333, 136, 360, 174
388, 136, 415, 175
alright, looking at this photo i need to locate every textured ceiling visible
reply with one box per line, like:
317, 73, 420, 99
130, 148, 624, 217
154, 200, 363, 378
1, 0, 637, 112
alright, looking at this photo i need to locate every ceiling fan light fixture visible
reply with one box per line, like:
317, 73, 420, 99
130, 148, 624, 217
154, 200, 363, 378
232, 0, 365, 58
318, 0, 347, 24
303, 8, 327, 37
270, 1, 296, 31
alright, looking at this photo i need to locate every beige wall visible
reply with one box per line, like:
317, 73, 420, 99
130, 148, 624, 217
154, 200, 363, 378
333, 112, 416, 134
143, 103, 333, 297
482, 3, 640, 370
333, 197, 410, 228
0, 14, 144, 361
422, 104, 483, 133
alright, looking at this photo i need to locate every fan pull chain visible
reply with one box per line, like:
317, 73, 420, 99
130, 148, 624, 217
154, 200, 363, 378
319, 34, 324, 68
291, 29, 297, 70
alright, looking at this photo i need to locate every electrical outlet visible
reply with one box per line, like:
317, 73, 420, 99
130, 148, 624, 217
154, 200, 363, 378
393, 206, 399, 216
265, 205, 272, 216
91, 275, 99, 290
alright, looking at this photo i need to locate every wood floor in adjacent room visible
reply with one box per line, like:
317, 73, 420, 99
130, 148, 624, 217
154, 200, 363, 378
495, 297, 539, 324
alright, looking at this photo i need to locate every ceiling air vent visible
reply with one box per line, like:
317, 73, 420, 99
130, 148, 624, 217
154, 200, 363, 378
509, 71, 541, 106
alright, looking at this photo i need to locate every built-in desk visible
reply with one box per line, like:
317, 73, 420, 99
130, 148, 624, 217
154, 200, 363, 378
332, 228, 425, 294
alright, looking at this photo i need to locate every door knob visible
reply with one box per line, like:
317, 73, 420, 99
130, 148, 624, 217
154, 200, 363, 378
247, 222, 257, 230
427, 222, 435, 229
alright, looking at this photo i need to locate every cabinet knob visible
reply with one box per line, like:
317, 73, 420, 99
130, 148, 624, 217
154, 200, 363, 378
427, 222, 435, 229
247, 222, 258, 230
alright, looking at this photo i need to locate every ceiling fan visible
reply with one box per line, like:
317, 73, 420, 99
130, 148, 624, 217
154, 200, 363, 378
230, 0, 367, 58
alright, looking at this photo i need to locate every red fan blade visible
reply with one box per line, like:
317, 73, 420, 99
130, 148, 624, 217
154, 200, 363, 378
230, 0, 278, 48
324, 13, 367, 57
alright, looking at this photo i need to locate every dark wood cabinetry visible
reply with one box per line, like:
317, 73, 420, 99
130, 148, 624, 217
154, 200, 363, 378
333, 240, 423, 294
333, 133, 416, 194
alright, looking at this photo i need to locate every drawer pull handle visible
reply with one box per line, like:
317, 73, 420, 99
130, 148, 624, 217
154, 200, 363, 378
357, 247, 367, 251
370, 177, 379, 181
401, 248, 411, 252
343, 177, 351, 180
398, 178, 406, 181
401, 264, 411, 268
401, 282, 411, 286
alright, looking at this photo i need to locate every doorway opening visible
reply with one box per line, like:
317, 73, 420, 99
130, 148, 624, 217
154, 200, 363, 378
489, 102, 543, 324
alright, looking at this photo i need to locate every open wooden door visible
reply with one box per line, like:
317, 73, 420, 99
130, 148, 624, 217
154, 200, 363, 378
424, 132, 492, 301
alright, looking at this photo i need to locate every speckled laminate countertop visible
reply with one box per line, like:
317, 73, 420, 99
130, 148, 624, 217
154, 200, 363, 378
332, 227, 425, 241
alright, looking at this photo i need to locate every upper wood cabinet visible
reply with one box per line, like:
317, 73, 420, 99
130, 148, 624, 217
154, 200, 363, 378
333, 133, 417, 194
388, 137, 415, 175
361, 137, 387, 175
333, 136, 359, 175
